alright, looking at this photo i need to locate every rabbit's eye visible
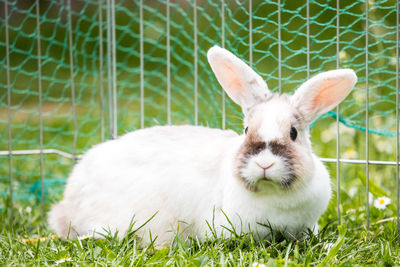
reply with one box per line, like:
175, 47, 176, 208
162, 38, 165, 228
245, 127, 248, 135
290, 127, 297, 141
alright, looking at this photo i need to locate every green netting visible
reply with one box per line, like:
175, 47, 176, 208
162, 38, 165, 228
0, 0, 398, 202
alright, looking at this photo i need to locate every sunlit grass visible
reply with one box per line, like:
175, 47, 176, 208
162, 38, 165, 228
0, 196, 399, 266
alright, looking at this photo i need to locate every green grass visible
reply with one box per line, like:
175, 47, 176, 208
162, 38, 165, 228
1, 190, 400, 266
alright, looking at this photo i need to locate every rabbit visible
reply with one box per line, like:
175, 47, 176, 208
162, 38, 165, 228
48, 45, 357, 246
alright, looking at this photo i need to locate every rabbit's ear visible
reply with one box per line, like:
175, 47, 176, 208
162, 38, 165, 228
292, 69, 357, 124
207, 46, 270, 111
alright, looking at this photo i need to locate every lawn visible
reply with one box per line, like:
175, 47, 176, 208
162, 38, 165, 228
0, 197, 399, 266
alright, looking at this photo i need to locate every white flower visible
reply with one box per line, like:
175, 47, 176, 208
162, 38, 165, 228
252, 262, 266, 267
343, 148, 358, 159
374, 196, 391, 210
25, 206, 32, 213
355, 92, 365, 104
376, 140, 393, 154
78, 234, 90, 240
339, 50, 349, 61
55, 257, 72, 264
348, 187, 357, 197
341, 126, 356, 136
321, 128, 335, 143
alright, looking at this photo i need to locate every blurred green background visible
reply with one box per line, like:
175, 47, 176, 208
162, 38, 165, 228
0, 0, 399, 228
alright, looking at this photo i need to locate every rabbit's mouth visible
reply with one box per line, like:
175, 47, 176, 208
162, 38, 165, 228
256, 171, 298, 191
236, 173, 295, 193
261, 177, 273, 182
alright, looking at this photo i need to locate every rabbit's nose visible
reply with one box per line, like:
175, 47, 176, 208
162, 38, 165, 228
256, 162, 275, 170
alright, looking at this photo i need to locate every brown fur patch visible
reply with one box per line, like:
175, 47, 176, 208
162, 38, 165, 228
268, 139, 291, 158
241, 120, 266, 155
267, 139, 297, 189
234, 127, 265, 192
234, 118, 275, 191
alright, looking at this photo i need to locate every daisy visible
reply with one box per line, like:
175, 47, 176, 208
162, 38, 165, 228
339, 50, 349, 61
343, 148, 358, 159
252, 263, 266, 267
374, 196, 391, 210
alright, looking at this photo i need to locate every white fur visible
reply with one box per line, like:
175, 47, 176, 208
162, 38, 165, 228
49, 126, 329, 243
48, 46, 357, 246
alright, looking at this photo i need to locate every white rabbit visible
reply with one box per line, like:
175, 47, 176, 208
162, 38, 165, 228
48, 46, 357, 245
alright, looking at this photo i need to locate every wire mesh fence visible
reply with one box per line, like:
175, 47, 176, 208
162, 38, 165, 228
0, 0, 399, 232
